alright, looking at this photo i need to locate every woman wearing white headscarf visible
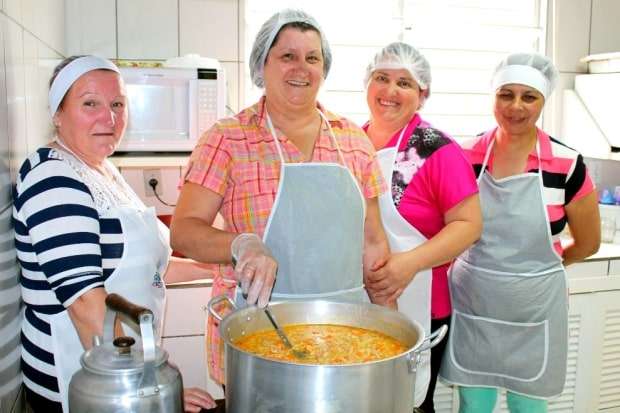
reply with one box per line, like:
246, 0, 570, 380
439, 53, 600, 413
14, 55, 215, 412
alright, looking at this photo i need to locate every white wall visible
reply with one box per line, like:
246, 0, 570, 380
1, 0, 64, 184
0, 2, 65, 411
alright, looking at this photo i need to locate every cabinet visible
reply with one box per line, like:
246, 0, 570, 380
179, 0, 239, 62
161, 283, 225, 400
117, 0, 178, 60
432, 260, 620, 413
64, 0, 116, 58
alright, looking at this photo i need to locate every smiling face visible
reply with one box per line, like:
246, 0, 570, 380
366, 68, 424, 130
493, 84, 544, 137
262, 27, 324, 110
53, 70, 127, 165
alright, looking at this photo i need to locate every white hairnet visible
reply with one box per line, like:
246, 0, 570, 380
364, 42, 431, 93
491, 52, 558, 100
249, 9, 332, 88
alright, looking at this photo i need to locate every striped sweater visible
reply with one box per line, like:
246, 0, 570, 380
13, 148, 130, 406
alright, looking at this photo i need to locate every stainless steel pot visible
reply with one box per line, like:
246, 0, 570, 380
209, 296, 447, 413
69, 294, 184, 412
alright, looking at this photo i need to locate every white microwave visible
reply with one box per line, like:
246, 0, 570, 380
116, 66, 226, 152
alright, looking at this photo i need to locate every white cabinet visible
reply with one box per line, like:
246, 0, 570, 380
65, 0, 116, 58
179, 0, 239, 62
117, 0, 178, 60
162, 283, 224, 400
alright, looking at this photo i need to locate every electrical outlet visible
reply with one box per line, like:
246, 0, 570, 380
143, 169, 163, 196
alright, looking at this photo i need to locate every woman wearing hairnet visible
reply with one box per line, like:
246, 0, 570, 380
170, 9, 389, 386
439, 53, 601, 413
363, 42, 482, 413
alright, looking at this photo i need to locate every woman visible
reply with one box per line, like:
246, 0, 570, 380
362, 42, 482, 412
170, 9, 389, 386
14, 55, 215, 412
439, 53, 601, 413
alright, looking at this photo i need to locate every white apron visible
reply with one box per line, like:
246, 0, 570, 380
439, 131, 568, 398
48, 144, 170, 412
376, 125, 432, 407
235, 109, 367, 305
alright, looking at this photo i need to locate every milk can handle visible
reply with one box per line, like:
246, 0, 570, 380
207, 294, 237, 322
103, 294, 159, 396
103, 293, 155, 344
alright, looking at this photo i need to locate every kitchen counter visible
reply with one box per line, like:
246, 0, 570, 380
586, 241, 620, 260
110, 153, 189, 168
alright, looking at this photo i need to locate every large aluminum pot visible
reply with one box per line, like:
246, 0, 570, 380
69, 293, 184, 412
209, 296, 447, 413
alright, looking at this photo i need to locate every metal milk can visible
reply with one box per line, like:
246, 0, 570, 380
69, 293, 183, 412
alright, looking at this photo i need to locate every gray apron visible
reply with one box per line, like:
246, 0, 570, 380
439, 132, 568, 398
235, 109, 367, 305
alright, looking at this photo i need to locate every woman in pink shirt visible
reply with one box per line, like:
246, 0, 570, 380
363, 42, 482, 413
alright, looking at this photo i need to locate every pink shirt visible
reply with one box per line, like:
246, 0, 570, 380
365, 114, 479, 319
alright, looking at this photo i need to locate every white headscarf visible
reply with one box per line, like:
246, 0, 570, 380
48, 55, 120, 117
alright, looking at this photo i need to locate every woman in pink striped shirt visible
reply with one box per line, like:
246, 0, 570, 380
440, 53, 601, 413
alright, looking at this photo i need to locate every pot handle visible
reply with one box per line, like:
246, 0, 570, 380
207, 294, 237, 322
418, 324, 448, 353
407, 325, 448, 374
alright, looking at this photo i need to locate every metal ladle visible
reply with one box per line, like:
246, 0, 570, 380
233, 258, 307, 359
262, 305, 308, 359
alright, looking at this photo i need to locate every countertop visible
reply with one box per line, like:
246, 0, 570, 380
164, 242, 620, 289
586, 241, 620, 261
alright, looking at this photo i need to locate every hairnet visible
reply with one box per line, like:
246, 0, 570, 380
249, 9, 332, 88
364, 42, 432, 93
491, 52, 558, 100
49, 55, 119, 117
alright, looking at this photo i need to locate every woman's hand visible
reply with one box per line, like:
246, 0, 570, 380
231, 233, 278, 307
183, 387, 216, 412
366, 251, 418, 299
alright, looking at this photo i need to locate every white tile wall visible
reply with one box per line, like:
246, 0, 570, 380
3, 0, 20, 25
0, 15, 10, 210
119, 166, 182, 216
0, 5, 64, 410
1, 1, 64, 179
31, 0, 65, 55
4, 17, 27, 182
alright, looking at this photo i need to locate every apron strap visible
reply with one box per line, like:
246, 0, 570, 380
478, 132, 543, 184
265, 109, 347, 168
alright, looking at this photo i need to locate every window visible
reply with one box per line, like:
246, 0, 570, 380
244, 0, 546, 140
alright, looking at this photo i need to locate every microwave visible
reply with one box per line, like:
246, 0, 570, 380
116, 66, 226, 152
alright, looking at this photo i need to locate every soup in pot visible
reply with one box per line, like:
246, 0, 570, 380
234, 324, 408, 364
